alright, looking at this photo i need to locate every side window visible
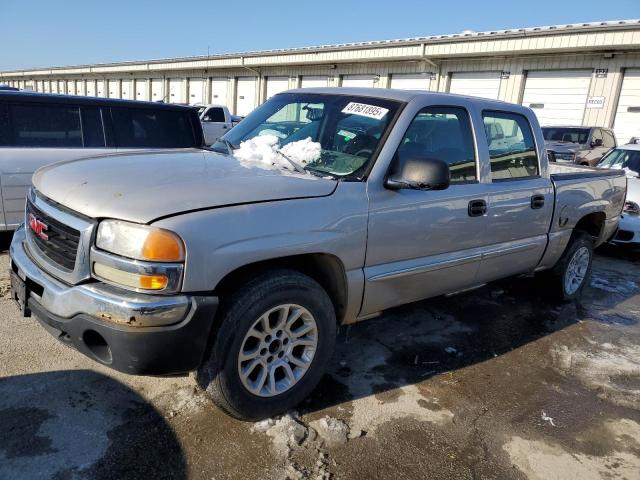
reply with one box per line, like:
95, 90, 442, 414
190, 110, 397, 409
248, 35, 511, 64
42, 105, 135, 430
203, 107, 226, 123
110, 108, 196, 148
483, 111, 538, 180
80, 107, 106, 148
603, 130, 616, 148
9, 103, 82, 147
591, 128, 603, 146
396, 106, 477, 183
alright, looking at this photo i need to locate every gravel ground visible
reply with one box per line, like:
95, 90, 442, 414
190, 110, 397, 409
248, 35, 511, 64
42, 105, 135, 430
1, 236, 639, 480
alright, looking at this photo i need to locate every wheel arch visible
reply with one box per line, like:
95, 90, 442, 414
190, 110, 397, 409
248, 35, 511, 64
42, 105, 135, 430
574, 211, 606, 242
213, 253, 349, 325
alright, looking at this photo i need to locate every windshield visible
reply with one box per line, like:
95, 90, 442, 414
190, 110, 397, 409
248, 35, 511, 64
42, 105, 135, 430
542, 127, 590, 144
214, 93, 401, 179
598, 148, 640, 175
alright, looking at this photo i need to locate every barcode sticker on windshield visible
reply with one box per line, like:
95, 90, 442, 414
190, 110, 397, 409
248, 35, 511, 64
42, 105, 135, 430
341, 102, 389, 120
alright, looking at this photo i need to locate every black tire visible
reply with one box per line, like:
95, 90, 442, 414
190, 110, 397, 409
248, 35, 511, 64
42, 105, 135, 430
548, 230, 594, 301
196, 269, 336, 420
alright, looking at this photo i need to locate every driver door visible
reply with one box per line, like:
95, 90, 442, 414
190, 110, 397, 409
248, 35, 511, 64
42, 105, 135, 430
202, 107, 231, 145
361, 104, 488, 316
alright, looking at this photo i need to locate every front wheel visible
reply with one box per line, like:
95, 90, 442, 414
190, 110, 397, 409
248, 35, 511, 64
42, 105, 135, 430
549, 230, 594, 301
196, 269, 336, 420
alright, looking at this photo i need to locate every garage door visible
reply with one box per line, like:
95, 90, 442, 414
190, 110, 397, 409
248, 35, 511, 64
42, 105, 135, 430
522, 70, 592, 126
168, 79, 184, 103
86, 81, 95, 97
68, 80, 77, 95
108, 80, 120, 99
266, 77, 289, 100
449, 72, 501, 100
236, 77, 257, 116
58, 80, 66, 94
77, 80, 86, 96
613, 69, 640, 144
151, 79, 163, 101
342, 75, 377, 88
390, 73, 431, 90
210, 78, 228, 105
121, 80, 133, 100
97, 81, 105, 97
301, 76, 328, 89
135, 79, 148, 101
188, 78, 205, 104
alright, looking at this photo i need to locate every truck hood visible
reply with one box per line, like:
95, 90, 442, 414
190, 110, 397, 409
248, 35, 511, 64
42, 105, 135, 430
33, 149, 338, 224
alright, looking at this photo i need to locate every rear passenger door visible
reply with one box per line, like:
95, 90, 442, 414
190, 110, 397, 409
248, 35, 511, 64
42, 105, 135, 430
362, 104, 489, 316
475, 110, 553, 283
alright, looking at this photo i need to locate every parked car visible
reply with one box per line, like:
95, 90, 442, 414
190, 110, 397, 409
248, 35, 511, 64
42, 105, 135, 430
10, 88, 625, 420
597, 144, 640, 246
543, 126, 617, 166
0, 85, 19, 91
195, 104, 242, 146
0, 91, 204, 230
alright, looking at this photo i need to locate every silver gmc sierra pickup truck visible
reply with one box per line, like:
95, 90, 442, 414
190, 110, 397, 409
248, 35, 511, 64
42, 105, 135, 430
10, 88, 626, 420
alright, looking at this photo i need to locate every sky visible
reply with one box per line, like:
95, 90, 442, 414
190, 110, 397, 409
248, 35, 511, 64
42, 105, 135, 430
1, 0, 638, 71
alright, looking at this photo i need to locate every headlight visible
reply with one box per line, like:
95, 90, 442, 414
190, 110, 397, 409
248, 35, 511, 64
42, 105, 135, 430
554, 152, 576, 162
93, 220, 185, 293
624, 201, 640, 214
96, 220, 184, 262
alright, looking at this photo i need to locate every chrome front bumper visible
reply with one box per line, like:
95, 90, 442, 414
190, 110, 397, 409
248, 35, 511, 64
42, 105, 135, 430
11, 225, 191, 327
9, 225, 218, 375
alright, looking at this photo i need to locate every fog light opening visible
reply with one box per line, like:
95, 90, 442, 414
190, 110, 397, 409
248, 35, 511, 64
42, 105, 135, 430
83, 330, 113, 364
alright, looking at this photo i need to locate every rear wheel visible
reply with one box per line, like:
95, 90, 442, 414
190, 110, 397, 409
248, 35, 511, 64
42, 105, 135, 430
548, 230, 594, 301
196, 269, 336, 420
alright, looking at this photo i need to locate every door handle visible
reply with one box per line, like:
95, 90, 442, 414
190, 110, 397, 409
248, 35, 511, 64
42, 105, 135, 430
531, 195, 545, 209
468, 199, 487, 217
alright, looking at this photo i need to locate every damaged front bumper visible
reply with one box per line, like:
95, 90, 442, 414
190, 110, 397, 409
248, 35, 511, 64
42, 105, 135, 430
9, 225, 218, 375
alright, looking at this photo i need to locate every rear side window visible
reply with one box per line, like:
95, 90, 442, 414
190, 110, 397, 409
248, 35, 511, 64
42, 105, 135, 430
8, 104, 82, 147
483, 111, 539, 180
603, 130, 616, 149
110, 107, 196, 148
396, 106, 477, 183
203, 107, 225, 122
81, 107, 106, 147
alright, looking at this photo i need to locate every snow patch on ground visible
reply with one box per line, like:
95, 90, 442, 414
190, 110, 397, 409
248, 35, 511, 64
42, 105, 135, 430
349, 384, 454, 436
590, 275, 638, 295
233, 135, 320, 170
504, 435, 640, 480
552, 342, 640, 409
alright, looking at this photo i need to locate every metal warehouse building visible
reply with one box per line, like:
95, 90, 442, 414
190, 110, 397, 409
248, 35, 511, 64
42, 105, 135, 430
2, 19, 640, 142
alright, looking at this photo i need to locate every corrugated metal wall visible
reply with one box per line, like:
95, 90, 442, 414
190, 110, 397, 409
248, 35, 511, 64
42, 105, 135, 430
2, 24, 640, 138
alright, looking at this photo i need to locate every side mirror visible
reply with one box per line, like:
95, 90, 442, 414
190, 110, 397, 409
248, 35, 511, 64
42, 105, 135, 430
385, 157, 450, 191
592, 138, 603, 148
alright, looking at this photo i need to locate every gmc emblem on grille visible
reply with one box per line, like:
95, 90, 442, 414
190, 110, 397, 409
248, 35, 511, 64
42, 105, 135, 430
28, 212, 49, 241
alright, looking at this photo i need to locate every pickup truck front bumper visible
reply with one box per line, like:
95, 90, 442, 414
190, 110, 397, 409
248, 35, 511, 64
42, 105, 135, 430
9, 225, 218, 375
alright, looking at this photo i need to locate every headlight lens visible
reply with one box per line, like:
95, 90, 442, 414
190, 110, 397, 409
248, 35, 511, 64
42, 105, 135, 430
624, 201, 640, 214
554, 152, 576, 162
96, 220, 185, 262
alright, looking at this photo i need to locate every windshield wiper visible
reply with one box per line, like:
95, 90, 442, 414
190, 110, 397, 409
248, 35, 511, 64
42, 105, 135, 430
222, 138, 236, 155
274, 149, 308, 174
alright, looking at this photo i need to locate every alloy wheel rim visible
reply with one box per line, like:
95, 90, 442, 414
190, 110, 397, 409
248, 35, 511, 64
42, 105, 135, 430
564, 246, 590, 295
237, 304, 318, 397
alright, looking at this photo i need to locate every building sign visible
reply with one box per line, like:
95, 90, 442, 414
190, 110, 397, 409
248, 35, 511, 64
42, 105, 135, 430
586, 96, 605, 109
500, 71, 510, 79
595, 69, 608, 78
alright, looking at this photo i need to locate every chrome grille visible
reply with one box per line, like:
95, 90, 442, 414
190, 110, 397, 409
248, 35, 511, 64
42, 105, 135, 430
24, 190, 96, 285
26, 199, 80, 270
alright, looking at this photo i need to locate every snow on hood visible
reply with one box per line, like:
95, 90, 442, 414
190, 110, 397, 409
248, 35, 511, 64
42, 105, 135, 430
234, 135, 321, 170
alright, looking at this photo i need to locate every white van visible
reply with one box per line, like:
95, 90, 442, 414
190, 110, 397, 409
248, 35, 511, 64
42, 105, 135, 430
0, 91, 204, 230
